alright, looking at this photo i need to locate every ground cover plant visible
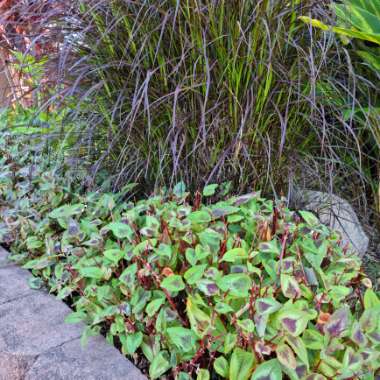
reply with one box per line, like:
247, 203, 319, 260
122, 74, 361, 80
1, 124, 380, 379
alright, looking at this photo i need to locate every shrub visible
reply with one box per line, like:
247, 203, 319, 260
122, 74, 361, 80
46, 0, 378, 198
1, 125, 380, 379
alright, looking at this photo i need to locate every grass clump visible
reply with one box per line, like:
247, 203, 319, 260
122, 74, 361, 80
1, 125, 380, 379
50, 0, 378, 197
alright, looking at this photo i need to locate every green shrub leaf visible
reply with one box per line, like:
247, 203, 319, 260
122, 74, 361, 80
105, 222, 134, 240
203, 184, 218, 197
214, 356, 229, 377
218, 273, 251, 297
275, 343, 297, 370
184, 264, 207, 284
104, 249, 125, 264
161, 275, 185, 292
167, 327, 198, 352
149, 351, 171, 379
79, 267, 104, 280
251, 359, 282, 380
221, 248, 248, 263
229, 348, 255, 380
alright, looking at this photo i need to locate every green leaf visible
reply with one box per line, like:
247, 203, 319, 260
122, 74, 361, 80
254, 313, 268, 338
185, 248, 198, 265
186, 295, 212, 337
203, 184, 218, 197
217, 273, 252, 297
177, 372, 192, 380
79, 267, 104, 280
215, 302, 234, 314
278, 308, 311, 337
198, 279, 219, 296
104, 248, 125, 264
105, 222, 134, 240
214, 356, 229, 378
28, 276, 44, 289
211, 204, 240, 218
364, 288, 380, 309
119, 263, 137, 285
302, 240, 327, 270
80, 325, 100, 347
224, 333, 237, 354
258, 240, 281, 255
357, 50, 380, 71
298, 210, 319, 226
173, 181, 186, 197
124, 332, 143, 355
146, 298, 166, 317
359, 307, 380, 332
335, 3, 380, 35
237, 319, 255, 333
229, 348, 255, 380
328, 286, 352, 306
132, 239, 157, 256
299, 16, 380, 45
26, 236, 43, 250
350, 322, 367, 347
149, 351, 171, 379
280, 274, 301, 299
285, 335, 309, 368
276, 343, 296, 370
251, 359, 282, 380
23, 257, 51, 270
64, 311, 87, 324
167, 327, 198, 352
161, 275, 185, 292
49, 203, 85, 219
221, 248, 248, 263
156, 244, 172, 260
188, 210, 211, 224
196, 369, 210, 380
255, 298, 282, 315
184, 264, 207, 285
198, 228, 223, 251
303, 329, 324, 350
324, 307, 351, 338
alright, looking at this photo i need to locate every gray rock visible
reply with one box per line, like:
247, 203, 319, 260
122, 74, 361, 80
0, 266, 36, 304
0, 292, 83, 356
0, 247, 10, 268
26, 336, 146, 380
0, 352, 36, 380
295, 190, 369, 256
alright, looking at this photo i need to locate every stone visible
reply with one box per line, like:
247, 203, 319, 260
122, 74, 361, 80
0, 246, 10, 268
25, 336, 146, 380
294, 190, 369, 256
0, 352, 36, 380
0, 292, 83, 356
0, 266, 36, 304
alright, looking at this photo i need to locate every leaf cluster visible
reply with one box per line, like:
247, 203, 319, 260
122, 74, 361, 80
1, 127, 380, 379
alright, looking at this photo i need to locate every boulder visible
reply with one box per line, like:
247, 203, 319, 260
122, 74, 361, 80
294, 190, 369, 256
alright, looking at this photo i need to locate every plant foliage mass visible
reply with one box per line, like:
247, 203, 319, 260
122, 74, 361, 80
1, 127, 380, 379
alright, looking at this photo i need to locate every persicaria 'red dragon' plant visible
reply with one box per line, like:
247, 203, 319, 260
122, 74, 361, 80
1, 124, 380, 379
